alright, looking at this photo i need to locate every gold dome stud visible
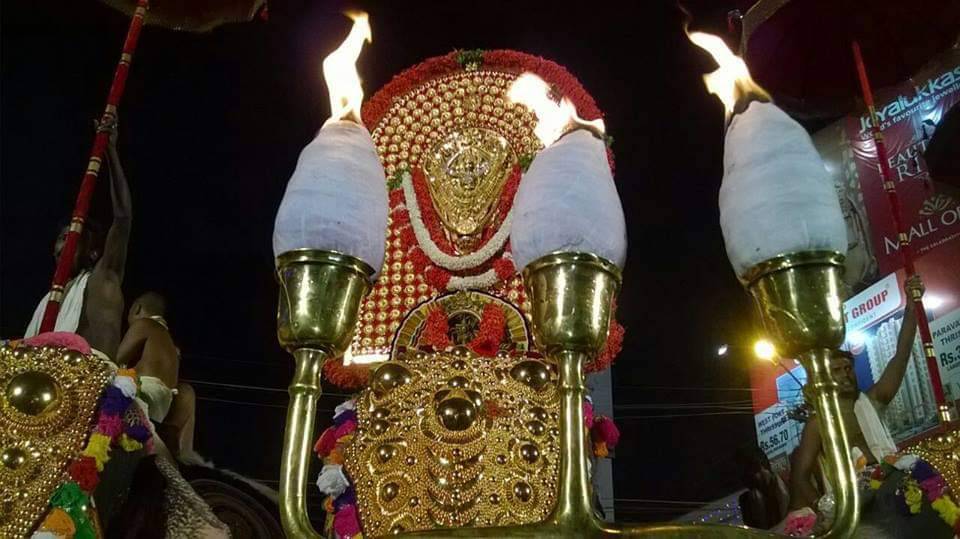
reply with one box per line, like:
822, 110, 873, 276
382, 482, 400, 502
519, 443, 540, 464
371, 419, 390, 436
1, 447, 28, 470
371, 363, 413, 396
510, 360, 551, 391
5, 371, 61, 417
377, 444, 397, 463
435, 389, 478, 431
513, 481, 532, 502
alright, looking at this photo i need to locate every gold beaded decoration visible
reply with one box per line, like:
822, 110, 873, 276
350, 70, 541, 361
371, 71, 539, 178
905, 427, 960, 494
1, 344, 111, 537
345, 340, 561, 534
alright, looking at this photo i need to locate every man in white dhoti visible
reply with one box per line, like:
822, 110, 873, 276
789, 276, 924, 510
25, 117, 132, 361
118, 292, 180, 424
783, 276, 955, 537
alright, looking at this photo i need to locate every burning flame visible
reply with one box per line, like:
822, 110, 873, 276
507, 73, 605, 147
686, 31, 770, 117
322, 11, 372, 124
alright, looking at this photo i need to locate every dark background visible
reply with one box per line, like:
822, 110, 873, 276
1, 0, 763, 522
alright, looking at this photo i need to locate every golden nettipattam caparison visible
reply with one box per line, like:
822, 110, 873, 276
1, 345, 111, 537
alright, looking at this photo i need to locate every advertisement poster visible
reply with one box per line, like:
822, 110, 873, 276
815, 48, 960, 291
845, 49, 960, 277
750, 362, 807, 473
932, 308, 960, 409
844, 274, 939, 441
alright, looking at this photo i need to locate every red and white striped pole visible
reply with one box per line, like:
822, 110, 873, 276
39, 0, 149, 332
851, 41, 951, 424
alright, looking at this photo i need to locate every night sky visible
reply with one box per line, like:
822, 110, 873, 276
2, 0, 762, 522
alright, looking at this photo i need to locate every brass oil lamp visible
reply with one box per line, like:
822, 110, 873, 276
271, 12, 385, 537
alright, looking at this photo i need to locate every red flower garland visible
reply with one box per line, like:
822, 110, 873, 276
416, 303, 507, 357
587, 300, 624, 373
469, 303, 506, 357
421, 307, 453, 349
409, 167, 458, 256
322, 358, 371, 390
67, 456, 100, 493
493, 257, 516, 281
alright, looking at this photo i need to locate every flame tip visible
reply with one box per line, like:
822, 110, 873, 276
322, 11, 373, 124
684, 30, 768, 117
507, 72, 604, 147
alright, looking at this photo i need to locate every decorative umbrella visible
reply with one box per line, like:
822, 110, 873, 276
101, 0, 266, 32
736, 0, 960, 117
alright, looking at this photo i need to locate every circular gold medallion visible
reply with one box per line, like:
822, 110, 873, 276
5, 371, 61, 417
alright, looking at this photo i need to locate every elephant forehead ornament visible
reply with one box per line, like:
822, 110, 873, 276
0, 344, 110, 537
346, 294, 562, 535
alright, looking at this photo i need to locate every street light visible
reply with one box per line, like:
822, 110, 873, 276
751, 338, 805, 387
753, 339, 776, 361
717, 344, 729, 357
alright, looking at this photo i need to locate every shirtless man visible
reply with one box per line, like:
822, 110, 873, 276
789, 275, 923, 510
118, 292, 180, 423
25, 116, 132, 360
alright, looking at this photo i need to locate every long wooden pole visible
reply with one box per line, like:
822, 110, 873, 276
39, 0, 149, 332
851, 41, 950, 423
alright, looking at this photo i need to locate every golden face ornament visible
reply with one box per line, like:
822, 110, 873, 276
421, 127, 515, 251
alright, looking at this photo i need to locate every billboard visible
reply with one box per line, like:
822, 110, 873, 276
750, 360, 807, 474
814, 48, 960, 290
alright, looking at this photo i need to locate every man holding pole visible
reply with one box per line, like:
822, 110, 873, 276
784, 276, 956, 536
25, 116, 132, 361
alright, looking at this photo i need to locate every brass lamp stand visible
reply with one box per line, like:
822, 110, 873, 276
275, 249, 375, 539
741, 251, 860, 538
402, 251, 856, 538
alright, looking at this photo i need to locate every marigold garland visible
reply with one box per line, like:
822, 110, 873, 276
792, 453, 960, 536
38, 507, 76, 537
33, 361, 155, 539
67, 456, 100, 493
314, 399, 362, 539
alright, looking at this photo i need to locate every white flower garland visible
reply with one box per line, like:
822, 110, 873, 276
447, 269, 499, 290
401, 171, 513, 272
445, 251, 513, 291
